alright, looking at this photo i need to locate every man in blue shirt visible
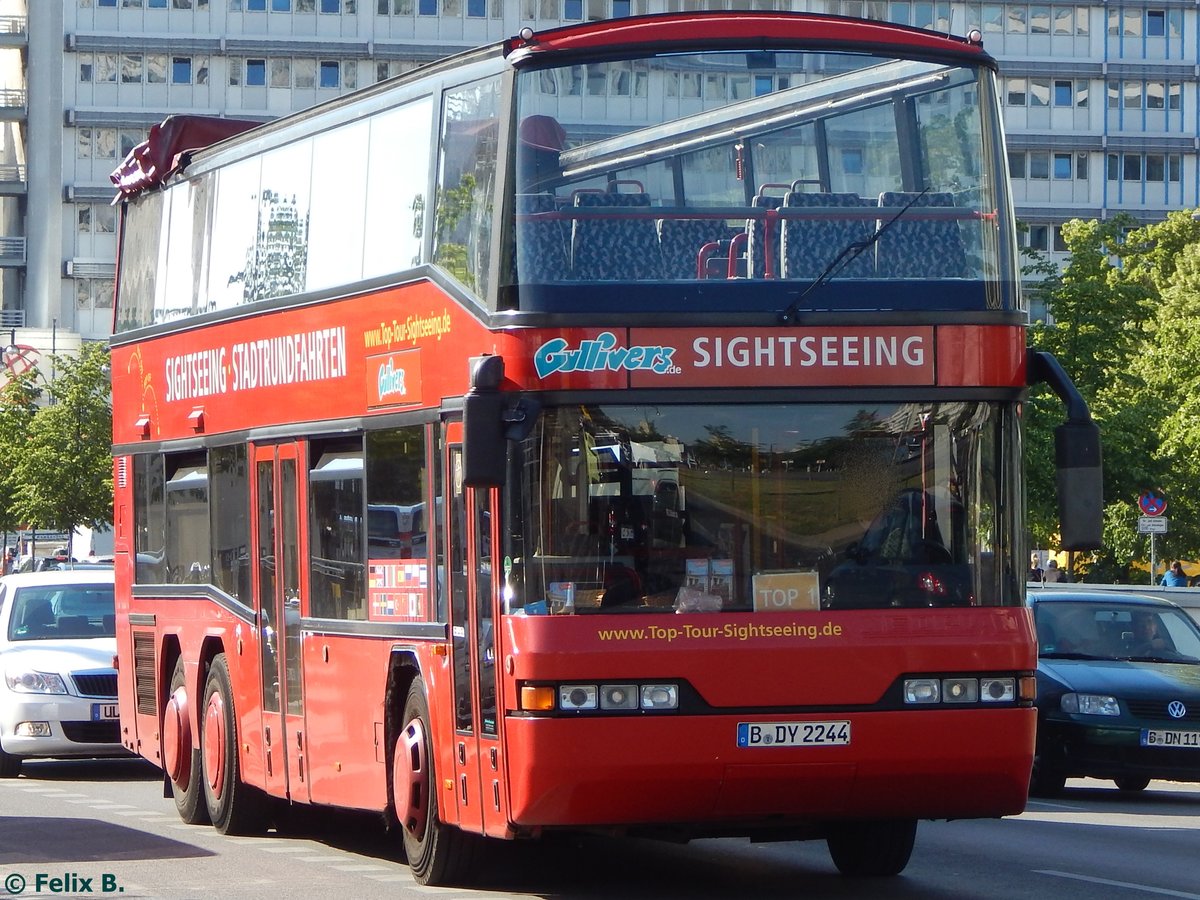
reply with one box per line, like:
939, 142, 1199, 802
1161, 560, 1189, 587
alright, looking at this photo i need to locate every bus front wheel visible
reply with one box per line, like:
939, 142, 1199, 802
164, 657, 209, 825
392, 677, 477, 886
826, 818, 917, 876
200, 653, 267, 835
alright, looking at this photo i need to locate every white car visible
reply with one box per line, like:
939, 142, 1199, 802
0, 569, 128, 776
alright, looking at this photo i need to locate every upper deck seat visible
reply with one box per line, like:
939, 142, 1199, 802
570, 190, 663, 281
658, 218, 740, 279
874, 191, 967, 279
515, 193, 569, 283
745, 188, 786, 278
779, 191, 877, 280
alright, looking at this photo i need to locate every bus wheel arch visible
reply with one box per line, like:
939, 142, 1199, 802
391, 673, 478, 886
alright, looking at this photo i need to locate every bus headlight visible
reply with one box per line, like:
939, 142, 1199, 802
640, 684, 678, 710
559, 684, 598, 711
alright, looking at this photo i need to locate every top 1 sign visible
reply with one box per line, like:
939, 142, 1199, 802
1138, 492, 1167, 517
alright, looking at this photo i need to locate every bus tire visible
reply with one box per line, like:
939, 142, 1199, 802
392, 677, 477, 886
1114, 776, 1150, 792
826, 818, 917, 876
1028, 764, 1066, 798
201, 654, 268, 835
164, 657, 209, 824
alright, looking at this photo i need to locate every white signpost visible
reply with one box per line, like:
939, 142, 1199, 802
1138, 492, 1169, 584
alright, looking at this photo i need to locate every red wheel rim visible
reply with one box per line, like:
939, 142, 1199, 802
203, 691, 226, 796
393, 717, 429, 841
163, 687, 191, 785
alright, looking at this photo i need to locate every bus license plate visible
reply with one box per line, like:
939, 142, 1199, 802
737, 721, 850, 747
91, 703, 119, 721
1141, 729, 1200, 748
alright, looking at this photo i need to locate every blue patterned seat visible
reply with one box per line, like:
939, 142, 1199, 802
515, 193, 569, 283
875, 191, 968, 279
570, 191, 663, 280
779, 191, 876, 280
658, 218, 739, 279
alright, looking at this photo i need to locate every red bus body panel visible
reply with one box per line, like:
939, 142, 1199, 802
500, 609, 1035, 826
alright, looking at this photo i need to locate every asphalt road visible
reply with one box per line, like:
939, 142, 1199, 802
1, 758, 1198, 899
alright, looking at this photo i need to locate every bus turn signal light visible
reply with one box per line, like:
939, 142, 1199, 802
520, 685, 555, 711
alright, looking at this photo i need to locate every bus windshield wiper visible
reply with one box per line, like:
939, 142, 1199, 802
778, 187, 929, 324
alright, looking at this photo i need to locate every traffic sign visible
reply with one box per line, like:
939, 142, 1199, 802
1139, 492, 1167, 517
1138, 516, 1169, 534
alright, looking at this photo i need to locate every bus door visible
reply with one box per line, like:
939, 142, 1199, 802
444, 427, 507, 836
251, 441, 310, 804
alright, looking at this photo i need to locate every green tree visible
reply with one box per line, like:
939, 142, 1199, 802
1024, 216, 1158, 564
2, 343, 113, 556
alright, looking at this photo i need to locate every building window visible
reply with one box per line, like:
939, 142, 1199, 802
1027, 224, 1049, 251
1029, 78, 1050, 108
1146, 8, 1165, 36
1053, 226, 1067, 252
1006, 77, 1026, 107
80, 57, 94, 83
1146, 155, 1165, 182
271, 59, 291, 88
1029, 151, 1049, 179
418, 0, 437, 12
147, 55, 168, 84
1007, 151, 1026, 179
1053, 79, 1072, 106
1076, 152, 1088, 179
122, 54, 144, 84
1030, 5, 1050, 33
1052, 153, 1071, 179
320, 60, 340, 88
247, 59, 267, 86
467, 0, 485, 14
172, 57, 192, 84
1006, 6, 1026, 33
564, 0, 582, 18
1123, 155, 1141, 181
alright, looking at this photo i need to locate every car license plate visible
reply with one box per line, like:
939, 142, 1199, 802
91, 703, 119, 721
1141, 729, 1200, 748
737, 721, 850, 747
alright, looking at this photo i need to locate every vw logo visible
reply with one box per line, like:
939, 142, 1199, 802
1168, 700, 1187, 719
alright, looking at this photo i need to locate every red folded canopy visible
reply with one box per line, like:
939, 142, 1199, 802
110, 115, 260, 200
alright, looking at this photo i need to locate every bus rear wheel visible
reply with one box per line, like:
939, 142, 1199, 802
392, 677, 477, 886
826, 818, 917, 876
201, 653, 268, 835
164, 657, 209, 824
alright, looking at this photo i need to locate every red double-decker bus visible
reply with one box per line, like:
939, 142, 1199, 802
109, 13, 1102, 883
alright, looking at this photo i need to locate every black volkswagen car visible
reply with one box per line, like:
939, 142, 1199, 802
1028, 589, 1200, 796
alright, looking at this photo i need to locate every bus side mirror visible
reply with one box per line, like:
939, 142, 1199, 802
463, 356, 507, 488
1028, 349, 1104, 551
1055, 420, 1103, 550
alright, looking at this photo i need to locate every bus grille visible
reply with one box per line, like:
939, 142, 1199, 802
133, 631, 157, 715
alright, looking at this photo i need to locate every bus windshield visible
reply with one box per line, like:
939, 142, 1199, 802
512, 48, 1013, 314
509, 401, 1018, 616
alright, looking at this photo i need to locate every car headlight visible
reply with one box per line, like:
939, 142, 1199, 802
1060, 692, 1119, 716
5, 670, 68, 694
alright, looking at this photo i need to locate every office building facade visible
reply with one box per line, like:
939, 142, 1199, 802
0, 0, 1193, 346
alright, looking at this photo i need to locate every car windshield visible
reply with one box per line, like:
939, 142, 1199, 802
6, 584, 116, 641
1036, 601, 1200, 662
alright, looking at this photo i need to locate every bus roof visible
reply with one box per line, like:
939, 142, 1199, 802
505, 12, 991, 64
